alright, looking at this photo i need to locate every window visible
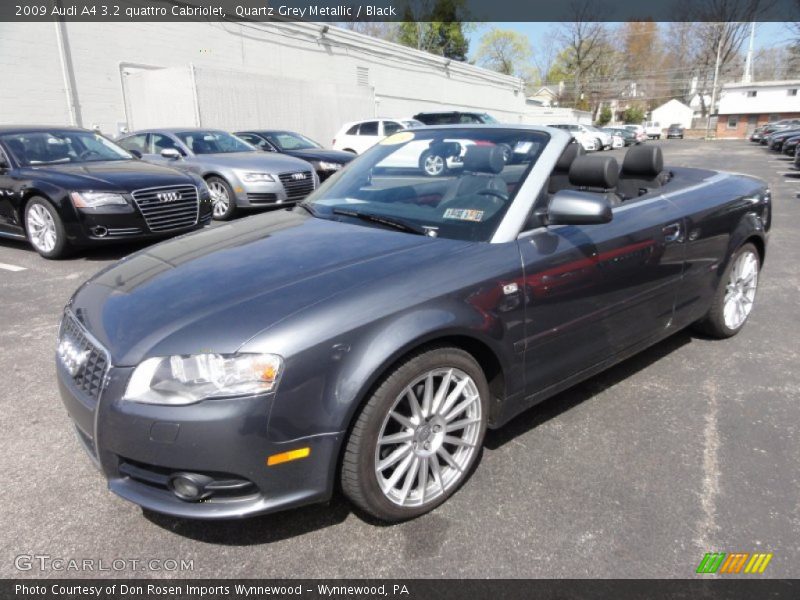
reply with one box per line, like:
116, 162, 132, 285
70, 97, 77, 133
727, 116, 739, 129
746, 91, 757, 97
346, 124, 359, 135
118, 134, 147, 154
239, 133, 275, 151
747, 115, 758, 124
788, 89, 798, 96
382, 121, 403, 136
458, 114, 482, 124
151, 134, 182, 155
176, 131, 254, 154
358, 121, 379, 136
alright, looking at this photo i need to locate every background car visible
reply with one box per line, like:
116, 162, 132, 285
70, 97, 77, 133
666, 124, 685, 139
0, 126, 211, 258
766, 128, 800, 152
623, 124, 648, 143
644, 121, 662, 139
332, 119, 423, 155
604, 127, 638, 146
781, 134, 800, 156
549, 124, 598, 152
118, 128, 318, 220
412, 111, 499, 125
235, 130, 355, 181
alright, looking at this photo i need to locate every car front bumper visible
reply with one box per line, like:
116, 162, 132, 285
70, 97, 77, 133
57, 355, 341, 519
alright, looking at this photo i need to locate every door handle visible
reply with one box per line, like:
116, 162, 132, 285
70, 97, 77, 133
662, 222, 683, 243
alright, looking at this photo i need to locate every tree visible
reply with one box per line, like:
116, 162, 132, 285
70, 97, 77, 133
396, 0, 471, 60
623, 105, 646, 124
338, 22, 399, 43
596, 105, 612, 126
474, 28, 532, 77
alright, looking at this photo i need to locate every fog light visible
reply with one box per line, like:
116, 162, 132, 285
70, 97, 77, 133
169, 472, 214, 502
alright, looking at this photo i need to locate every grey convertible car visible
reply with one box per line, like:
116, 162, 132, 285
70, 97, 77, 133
117, 128, 318, 220
57, 126, 770, 522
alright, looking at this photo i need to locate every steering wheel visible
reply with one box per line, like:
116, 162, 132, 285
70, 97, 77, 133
478, 188, 509, 203
79, 150, 102, 160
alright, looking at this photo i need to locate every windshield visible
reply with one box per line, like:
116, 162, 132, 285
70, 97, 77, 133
0, 131, 131, 166
302, 128, 548, 242
176, 131, 255, 154
267, 132, 321, 151
480, 113, 499, 124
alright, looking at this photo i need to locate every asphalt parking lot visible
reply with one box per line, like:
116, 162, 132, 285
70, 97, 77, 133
1, 139, 798, 579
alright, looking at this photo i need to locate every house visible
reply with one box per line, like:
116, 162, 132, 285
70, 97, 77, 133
527, 85, 562, 107
716, 80, 800, 138
650, 99, 694, 129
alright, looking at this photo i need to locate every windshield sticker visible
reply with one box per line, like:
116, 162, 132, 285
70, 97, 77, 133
443, 208, 484, 222
380, 131, 415, 145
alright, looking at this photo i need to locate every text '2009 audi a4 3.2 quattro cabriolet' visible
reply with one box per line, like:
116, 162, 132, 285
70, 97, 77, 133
0, 127, 213, 258
57, 126, 770, 522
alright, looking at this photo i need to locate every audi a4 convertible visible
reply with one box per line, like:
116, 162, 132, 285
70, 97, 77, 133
57, 125, 770, 521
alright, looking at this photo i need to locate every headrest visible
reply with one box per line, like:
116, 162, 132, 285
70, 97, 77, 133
569, 155, 619, 189
622, 145, 663, 177
554, 142, 585, 172
462, 145, 505, 175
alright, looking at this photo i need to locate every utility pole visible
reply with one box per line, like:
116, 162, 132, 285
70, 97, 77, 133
706, 23, 725, 139
743, 22, 756, 83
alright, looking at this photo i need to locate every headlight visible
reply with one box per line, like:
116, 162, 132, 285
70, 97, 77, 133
240, 172, 276, 183
314, 161, 342, 171
70, 191, 128, 208
124, 353, 283, 405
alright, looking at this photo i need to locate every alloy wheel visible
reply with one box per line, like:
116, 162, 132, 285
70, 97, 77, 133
723, 250, 759, 330
26, 203, 57, 253
208, 181, 230, 217
423, 154, 445, 176
374, 368, 482, 508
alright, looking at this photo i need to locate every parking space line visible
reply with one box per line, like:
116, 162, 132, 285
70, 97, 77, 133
0, 262, 26, 272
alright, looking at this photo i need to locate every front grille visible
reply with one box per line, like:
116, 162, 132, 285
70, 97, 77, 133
106, 227, 143, 237
131, 185, 199, 232
278, 171, 314, 201
58, 313, 109, 402
247, 192, 278, 204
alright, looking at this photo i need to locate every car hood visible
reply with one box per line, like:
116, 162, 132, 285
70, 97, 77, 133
282, 148, 356, 164
192, 152, 312, 171
70, 211, 463, 366
24, 159, 193, 191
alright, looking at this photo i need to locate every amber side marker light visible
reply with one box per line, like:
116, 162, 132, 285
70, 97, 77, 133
267, 447, 311, 466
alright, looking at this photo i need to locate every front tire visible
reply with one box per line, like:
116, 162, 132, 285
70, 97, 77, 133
25, 197, 70, 259
693, 243, 760, 338
206, 176, 237, 221
341, 347, 489, 522
420, 151, 447, 177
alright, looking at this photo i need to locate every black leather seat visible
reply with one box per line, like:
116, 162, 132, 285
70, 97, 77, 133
617, 145, 665, 200
439, 145, 507, 207
548, 142, 585, 194
567, 155, 622, 206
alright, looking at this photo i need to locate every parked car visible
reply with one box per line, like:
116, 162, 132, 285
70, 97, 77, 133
117, 129, 317, 220
781, 135, 800, 156
549, 124, 598, 152
604, 127, 638, 146
644, 121, 662, 139
749, 125, 766, 142
0, 126, 211, 258
766, 128, 800, 152
601, 129, 625, 148
623, 124, 647, 143
666, 124, 685, 139
234, 130, 355, 182
759, 120, 800, 144
332, 119, 423, 155
57, 125, 770, 522
412, 111, 499, 125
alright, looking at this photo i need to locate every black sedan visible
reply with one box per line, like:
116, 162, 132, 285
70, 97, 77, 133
666, 124, 684, 139
0, 127, 212, 258
603, 127, 637, 146
235, 130, 354, 181
782, 135, 800, 156
57, 126, 769, 522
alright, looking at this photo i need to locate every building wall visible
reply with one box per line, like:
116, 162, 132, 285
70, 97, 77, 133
718, 82, 800, 115
0, 22, 537, 145
715, 112, 800, 138
651, 101, 694, 130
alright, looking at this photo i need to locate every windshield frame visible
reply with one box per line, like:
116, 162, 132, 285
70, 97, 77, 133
0, 130, 133, 167
176, 130, 256, 155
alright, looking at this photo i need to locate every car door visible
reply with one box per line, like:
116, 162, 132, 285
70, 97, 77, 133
355, 121, 380, 153
518, 194, 686, 395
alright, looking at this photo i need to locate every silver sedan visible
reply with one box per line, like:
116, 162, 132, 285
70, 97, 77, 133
117, 128, 318, 219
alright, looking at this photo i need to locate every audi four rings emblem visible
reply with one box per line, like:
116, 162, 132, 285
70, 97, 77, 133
291, 173, 306, 180
157, 191, 182, 202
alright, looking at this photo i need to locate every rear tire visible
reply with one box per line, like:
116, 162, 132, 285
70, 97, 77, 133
341, 346, 489, 522
693, 243, 760, 338
25, 197, 70, 259
419, 151, 447, 176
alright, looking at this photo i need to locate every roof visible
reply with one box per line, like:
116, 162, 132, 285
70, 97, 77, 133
723, 80, 800, 89
652, 99, 692, 111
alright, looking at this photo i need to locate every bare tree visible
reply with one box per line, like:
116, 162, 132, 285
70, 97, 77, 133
338, 22, 399, 43
555, 1, 609, 109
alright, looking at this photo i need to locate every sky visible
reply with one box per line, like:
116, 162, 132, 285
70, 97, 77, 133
466, 21, 795, 62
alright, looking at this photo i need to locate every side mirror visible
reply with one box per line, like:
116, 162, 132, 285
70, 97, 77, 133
161, 148, 181, 160
548, 190, 612, 226
129, 149, 142, 159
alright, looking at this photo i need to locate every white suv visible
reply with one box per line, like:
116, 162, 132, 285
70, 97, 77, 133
332, 119, 423, 155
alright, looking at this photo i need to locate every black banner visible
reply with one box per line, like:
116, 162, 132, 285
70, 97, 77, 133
4, 579, 800, 600
3, 0, 800, 23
